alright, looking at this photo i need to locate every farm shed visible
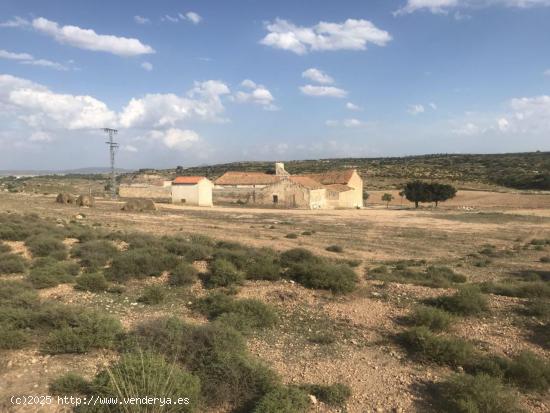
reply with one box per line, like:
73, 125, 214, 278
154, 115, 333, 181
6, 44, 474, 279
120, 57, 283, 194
171, 176, 214, 207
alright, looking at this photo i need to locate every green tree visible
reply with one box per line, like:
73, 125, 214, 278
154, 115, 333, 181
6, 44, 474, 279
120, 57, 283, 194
381, 193, 394, 208
429, 183, 457, 207
403, 181, 432, 208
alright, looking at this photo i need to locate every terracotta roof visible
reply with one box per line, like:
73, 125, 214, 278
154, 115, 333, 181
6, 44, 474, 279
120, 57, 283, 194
215, 171, 280, 185
173, 176, 207, 184
288, 176, 325, 189
325, 184, 353, 192
304, 169, 356, 185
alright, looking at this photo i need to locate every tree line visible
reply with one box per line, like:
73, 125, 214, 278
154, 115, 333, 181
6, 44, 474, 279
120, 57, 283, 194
402, 181, 457, 208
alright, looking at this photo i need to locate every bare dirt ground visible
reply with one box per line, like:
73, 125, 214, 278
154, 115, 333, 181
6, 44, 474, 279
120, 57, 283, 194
0, 190, 549, 413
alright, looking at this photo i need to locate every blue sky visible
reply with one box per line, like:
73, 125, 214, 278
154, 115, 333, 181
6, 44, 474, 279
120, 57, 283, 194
1, 0, 549, 170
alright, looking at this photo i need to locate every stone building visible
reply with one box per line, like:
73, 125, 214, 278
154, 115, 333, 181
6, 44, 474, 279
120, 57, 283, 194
118, 174, 172, 201
214, 163, 364, 209
171, 176, 214, 206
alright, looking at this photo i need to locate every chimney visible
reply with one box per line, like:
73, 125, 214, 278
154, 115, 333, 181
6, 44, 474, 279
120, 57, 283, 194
275, 162, 289, 176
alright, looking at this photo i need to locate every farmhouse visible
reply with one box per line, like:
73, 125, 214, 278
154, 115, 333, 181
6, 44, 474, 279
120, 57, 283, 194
171, 176, 214, 206
214, 162, 363, 209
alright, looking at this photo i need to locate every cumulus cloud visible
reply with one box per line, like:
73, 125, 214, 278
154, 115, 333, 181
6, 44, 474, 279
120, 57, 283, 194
394, 0, 550, 15
234, 80, 276, 110
155, 128, 200, 150
0, 49, 69, 71
407, 104, 425, 115
300, 85, 347, 98
346, 102, 362, 111
134, 16, 150, 24
141, 62, 153, 71
119, 80, 230, 128
260, 18, 391, 55
0, 74, 116, 130
31, 17, 155, 57
302, 68, 334, 84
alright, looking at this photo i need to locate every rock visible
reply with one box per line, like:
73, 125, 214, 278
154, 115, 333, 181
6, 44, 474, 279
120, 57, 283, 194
309, 395, 318, 405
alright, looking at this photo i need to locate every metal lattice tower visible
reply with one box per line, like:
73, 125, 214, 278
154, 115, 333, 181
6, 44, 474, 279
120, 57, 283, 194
103, 128, 119, 199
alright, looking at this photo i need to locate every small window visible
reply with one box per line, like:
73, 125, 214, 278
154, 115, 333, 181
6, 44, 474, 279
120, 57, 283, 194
272, 195, 278, 204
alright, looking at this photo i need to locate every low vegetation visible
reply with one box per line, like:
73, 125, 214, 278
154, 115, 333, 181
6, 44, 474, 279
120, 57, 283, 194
0, 252, 28, 274
425, 286, 489, 316
368, 264, 466, 288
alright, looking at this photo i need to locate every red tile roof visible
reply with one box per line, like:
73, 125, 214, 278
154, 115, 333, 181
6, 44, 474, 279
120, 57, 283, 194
214, 172, 281, 185
325, 184, 353, 192
173, 176, 207, 184
289, 176, 324, 189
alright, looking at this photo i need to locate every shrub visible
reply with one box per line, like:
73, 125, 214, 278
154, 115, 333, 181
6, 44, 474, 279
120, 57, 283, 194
75, 272, 109, 292
193, 293, 278, 333
28, 260, 80, 289
397, 327, 476, 367
49, 372, 91, 395
368, 265, 466, 288
302, 383, 351, 407
135, 319, 279, 408
163, 236, 213, 261
286, 261, 358, 294
504, 351, 550, 392
138, 285, 166, 305
0, 252, 28, 274
0, 242, 11, 253
203, 258, 245, 288
0, 324, 29, 349
80, 352, 200, 413
433, 373, 523, 413
409, 305, 454, 331
253, 386, 310, 413
521, 299, 550, 319
244, 251, 281, 281
426, 287, 489, 316
280, 248, 318, 267
25, 234, 68, 260
71, 239, 118, 269
105, 248, 179, 281
285, 233, 299, 239
480, 281, 550, 299
42, 311, 123, 354
326, 245, 344, 253
308, 332, 336, 345
540, 256, 550, 263
169, 262, 199, 286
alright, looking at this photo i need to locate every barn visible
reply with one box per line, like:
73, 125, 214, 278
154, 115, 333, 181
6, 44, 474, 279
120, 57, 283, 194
171, 176, 214, 207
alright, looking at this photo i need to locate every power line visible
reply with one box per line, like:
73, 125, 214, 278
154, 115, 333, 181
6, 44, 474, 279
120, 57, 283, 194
103, 128, 119, 199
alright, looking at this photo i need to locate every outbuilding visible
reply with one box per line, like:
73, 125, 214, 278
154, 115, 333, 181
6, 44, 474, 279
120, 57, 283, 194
171, 176, 214, 207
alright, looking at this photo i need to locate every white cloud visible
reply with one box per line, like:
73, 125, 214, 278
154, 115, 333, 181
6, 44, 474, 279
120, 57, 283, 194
184, 12, 202, 24
260, 18, 391, 55
395, 0, 550, 15
0, 49, 69, 71
155, 128, 200, 150
429, 102, 438, 110
134, 16, 150, 25
0, 16, 29, 28
0, 74, 116, 130
235, 80, 277, 110
346, 102, 361, 111
120, 80, 230, 128
497, 117, 509, 131
31, 17, 155, 57
162, 15, 180, 23
300, 85, 347, 98
29, 131, 52, 142
302, 68, 334, 84
141, 62, 153, 71
407, 104, 425, 114
326, 118, 365, 128
544, 69, 550, 77
452, 122, 482, 135
241, 79, 257, 89
122, 144, 138, 152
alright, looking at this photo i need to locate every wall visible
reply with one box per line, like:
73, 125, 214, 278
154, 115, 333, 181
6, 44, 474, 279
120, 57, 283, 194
119, 184, 171, 201
256, 180, 319, 209
340, 171, 364, 208
213, 185, 267, 204
172, 180, 213, 206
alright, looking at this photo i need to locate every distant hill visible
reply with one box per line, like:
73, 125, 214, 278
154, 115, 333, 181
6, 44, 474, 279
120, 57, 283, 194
0, 167, 132, 177
163, 152, 550, 190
